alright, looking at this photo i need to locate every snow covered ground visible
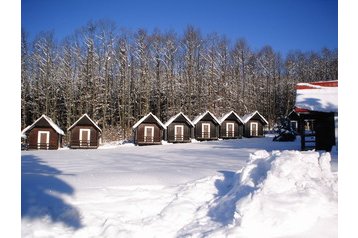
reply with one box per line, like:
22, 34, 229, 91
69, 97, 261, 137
21, 136, 338, 237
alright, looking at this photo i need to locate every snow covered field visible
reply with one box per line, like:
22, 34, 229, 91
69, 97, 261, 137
21, 136, 338, 237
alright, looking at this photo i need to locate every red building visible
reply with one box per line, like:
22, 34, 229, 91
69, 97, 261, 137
294, 80, 338, 151
21, 115, 64, 150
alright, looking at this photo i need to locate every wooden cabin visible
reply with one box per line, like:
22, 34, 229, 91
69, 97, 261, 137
21, 114, 64, 150
164, 112, 194, 143
242, 111, 268, 137
192, 111, 220, 141
132, 112, 165, 145
287, 110, 300, 133
294, 80, 338, 151
218, 111, 244, 139
67, 114, 102, 149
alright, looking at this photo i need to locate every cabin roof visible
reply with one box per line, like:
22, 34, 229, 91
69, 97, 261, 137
295, 80, 338, 113
164, 112, 194, 128
21, 114, 65, 135
192, 111, 220, 125
132, 112, 165, 129
67, 113, 102, 132
241, 111, 269, 125
218, 111, 244, 124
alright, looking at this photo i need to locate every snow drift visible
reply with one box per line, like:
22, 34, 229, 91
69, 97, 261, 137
174, 150, 338, 238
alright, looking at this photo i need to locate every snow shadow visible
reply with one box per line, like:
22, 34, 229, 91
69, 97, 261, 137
208, 170, 251, 226
209, 158, 273, 225
21, 154, 82, 229
212, 137, 300, 152
296, 93, 337, 113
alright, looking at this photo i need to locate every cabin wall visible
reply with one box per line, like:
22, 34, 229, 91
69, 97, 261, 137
135, 123, 163, 145
69, 125, 100, 148
220, 121, 243, 139
195, 121, 219, 140
244, 120, 264, 137
299, 112, 335, 151
27, 127, 61, 150
167, 122, 192, 143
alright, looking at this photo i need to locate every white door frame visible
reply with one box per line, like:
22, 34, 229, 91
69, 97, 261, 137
144, 126, 155, 142
174, 125, 184, 141
290, 121, 298, 131
250, 122, 259, 136
79, 128, 91, 146
202, 123, 210, 138
37, 131, 50, 149
226, 122, 235, 137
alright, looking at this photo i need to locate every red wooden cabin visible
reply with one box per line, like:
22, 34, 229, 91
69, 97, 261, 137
67, 114, 102, 149
132, 113, 165, 145
21, 114, 64, 150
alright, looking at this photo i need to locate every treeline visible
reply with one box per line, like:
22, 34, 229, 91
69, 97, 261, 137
21, 20, 338, 141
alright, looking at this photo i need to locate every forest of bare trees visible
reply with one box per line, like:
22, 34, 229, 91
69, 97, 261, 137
21, 20, 338, 142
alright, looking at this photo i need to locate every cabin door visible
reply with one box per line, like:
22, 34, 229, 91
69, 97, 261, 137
80, 129, 91, 146
144, 126, 154, 142
202, 123, 210, 139
226, 122, 235, 137
37, 131, 50, 149
291, 121, 298, 132
174, 125, 184, 141
250, 122, 258, 137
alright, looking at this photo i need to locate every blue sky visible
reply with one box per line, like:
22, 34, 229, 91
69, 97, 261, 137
21, 0, 337, 56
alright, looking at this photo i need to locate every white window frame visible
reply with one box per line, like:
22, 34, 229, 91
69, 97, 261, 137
250, 122, 259, 136
226, 122, 235, 137
144, 126, 155, 142
79, 128, 91, 146
174, 125, 184, 141
202, 123, 210, 138
37, 131, 50, 149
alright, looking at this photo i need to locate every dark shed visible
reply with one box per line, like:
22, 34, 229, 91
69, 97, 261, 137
67, 114, 102, 149
294, 80, 338, 151
242, 111, 268, 138
132, 112, 165, 145
21, 114, 64, 150
287, 110, 301, 133
164, 112, 194, 143
192, 111, 220, 141
218, 111, 244, 139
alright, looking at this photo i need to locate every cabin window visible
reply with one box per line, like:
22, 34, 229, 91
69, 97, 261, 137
37, 131, 50, 149
250, 122, 258, 136
174, 125, 184, 141
144, 126, 154, 142
226, 122, 235, 137
304, 119, 316, 134
79, 129, 91, 146
202, 123, 210, 138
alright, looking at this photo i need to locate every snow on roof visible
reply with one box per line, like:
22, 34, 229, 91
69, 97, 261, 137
132, 112, 165, 129
218, 111, 244, 124
22, 114, 65, 135
295, 81, 338, 113
67, 113, 102, 132
21, 125, 31, 135
192, 111, 220, 125
164, 112, 194, 128
241, 111, 269, 125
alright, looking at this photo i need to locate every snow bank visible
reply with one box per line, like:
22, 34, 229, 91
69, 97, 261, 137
181, 150, 338, 237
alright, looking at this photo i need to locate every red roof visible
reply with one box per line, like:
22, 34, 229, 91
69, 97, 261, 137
296, 80, 338, 90
294, 107, 310, 113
